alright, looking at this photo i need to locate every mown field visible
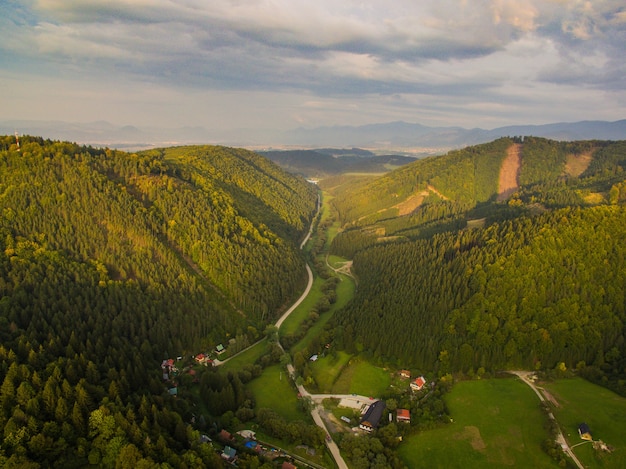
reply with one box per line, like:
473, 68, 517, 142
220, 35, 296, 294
398, 377, 557, 468
541, 377, 626, 469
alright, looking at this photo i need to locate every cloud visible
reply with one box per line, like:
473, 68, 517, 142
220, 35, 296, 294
1, 1, 624, 132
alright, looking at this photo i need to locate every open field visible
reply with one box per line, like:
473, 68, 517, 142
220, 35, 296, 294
247, 364, 305, 421
398, 378, 557, 468
330, 358, 390, 397
310, 351, 353, 392
252, 429, 337, 469
219, 339, 269, 372
541, 377, 626, 469
289, 264, 355, 356
279, 276, 326, 337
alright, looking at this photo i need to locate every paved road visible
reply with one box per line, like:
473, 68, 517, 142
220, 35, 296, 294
509, 371, 585, 469
216, 194, 350, 469
275, 263, 314, 330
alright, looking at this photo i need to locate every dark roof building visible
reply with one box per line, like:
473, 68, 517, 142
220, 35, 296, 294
359, 400, 386, 432
578, 423, 592, 441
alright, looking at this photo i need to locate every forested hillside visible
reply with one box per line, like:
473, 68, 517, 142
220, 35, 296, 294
328, 138, 626, 393
0, 136, 317, 466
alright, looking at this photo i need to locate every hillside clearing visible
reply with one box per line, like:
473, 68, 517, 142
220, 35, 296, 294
565, 151, 593, 177
497, 143, 521, 201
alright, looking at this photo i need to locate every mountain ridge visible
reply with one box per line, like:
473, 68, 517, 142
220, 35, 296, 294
2, 118, 624, 150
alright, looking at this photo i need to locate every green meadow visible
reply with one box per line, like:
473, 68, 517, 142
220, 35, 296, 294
398, 377, 557, 469
219, 339, 269, 372
278, 276, 326, 337
309, 353, 390, 396
541, 377, 626, 469
246, 364, 304, 421
330, 358, 390, 397
310, 351, 353, 392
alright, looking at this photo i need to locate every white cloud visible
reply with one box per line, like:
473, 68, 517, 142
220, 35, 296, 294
0, 0, 623, 132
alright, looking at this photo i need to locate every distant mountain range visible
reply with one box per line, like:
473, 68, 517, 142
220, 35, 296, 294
1, 118, 624, 151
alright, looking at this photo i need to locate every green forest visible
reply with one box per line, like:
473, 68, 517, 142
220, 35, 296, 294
327, 137, 626, 394
0, 136, 317, 467
2, 133, 626, 467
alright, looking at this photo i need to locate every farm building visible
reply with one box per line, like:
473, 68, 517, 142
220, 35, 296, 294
578, 423, 592, 441
397, 408, 410, 422
359, 400, 386, 432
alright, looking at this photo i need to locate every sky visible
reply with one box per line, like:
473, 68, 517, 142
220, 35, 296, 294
1, 0, 625, 136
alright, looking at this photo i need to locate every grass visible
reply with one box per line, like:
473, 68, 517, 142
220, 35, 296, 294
291, 274, 355, 354
246, 364, 305, 421
219, 338, 269, 372
310, 351, 353, 392
330, 358, 390, 397
279, 276, 325, 337
541, 376, 626, 469
398, 377, 557, 469
254, 429, 338, 469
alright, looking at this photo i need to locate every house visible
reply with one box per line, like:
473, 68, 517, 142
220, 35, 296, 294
578, 423, 592, 441
282, 462, 297, 469
397, 408, 411, 422
161, 358, 176, 380
168, 387, 178, 396
359, 400, 386, 432
221, 446, 237, 461
218, 429, 234, 442
410, 376, 426, 391
399, 370, 411, 379
310, 354, 318, 362
216, 344, 225, 354
194, 353, 213, 366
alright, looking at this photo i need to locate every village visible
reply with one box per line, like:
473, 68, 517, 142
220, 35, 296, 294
158, 341, 440, 467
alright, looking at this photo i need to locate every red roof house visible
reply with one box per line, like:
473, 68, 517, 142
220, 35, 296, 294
410, 376, 426, 391
397, 409, 411, 422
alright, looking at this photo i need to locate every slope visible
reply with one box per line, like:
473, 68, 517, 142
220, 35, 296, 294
0, 136, 317, 466
327, 138, 626, 387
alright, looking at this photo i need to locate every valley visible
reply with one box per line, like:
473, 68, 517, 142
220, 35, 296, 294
1, 135, 626, 468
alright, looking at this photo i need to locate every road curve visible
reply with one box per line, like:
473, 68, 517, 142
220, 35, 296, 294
275, 263, 313, 330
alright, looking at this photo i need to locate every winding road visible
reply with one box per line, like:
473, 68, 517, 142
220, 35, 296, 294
509, 371, 584, 469
216, 194, 349, 468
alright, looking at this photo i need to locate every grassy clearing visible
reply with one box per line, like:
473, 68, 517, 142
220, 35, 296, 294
247, 364, 305, 421
398, 378, 556, 469
310, 351, 353, 392
279, 276, 325, 337
219, 339, 269, 372
541, 377, 626, 469
288, 264, 355, 356
331, 358, 390, 397
253, 429, 337, 468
